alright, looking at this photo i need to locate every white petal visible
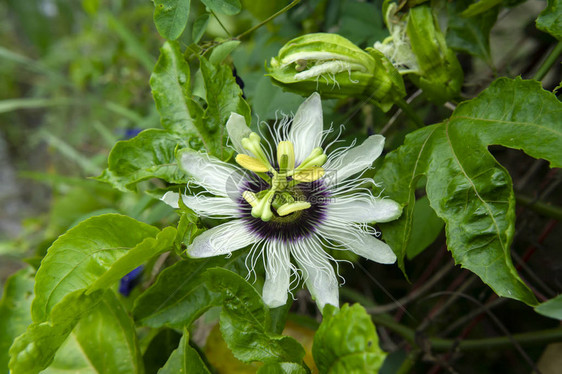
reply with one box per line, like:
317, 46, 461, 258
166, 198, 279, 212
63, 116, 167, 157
226, 113, 252, 155
326, 135, 385, 183
188, 220, 259, 258
320, 222, 396, 264
161, 192, 240, 218
291, 237, 338, 312
262, 241, 291, 308
288, 93, 323, 163
328, 195, 402, 223
179, 149, 244, 197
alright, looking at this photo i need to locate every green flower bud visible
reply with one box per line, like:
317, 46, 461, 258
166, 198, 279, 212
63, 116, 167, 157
268, 33, 406, 112
374, 2, 463, 104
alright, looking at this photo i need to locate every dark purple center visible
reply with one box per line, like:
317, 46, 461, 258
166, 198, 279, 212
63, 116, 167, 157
238, 175, 331, 243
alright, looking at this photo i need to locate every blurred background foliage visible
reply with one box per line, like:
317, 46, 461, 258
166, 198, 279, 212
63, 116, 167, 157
1, 0, 561, 373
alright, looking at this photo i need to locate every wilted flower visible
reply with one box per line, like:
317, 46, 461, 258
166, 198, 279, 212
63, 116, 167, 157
268, 33, 405, 112
162, 93, 402, 311
374, 2, 463, 103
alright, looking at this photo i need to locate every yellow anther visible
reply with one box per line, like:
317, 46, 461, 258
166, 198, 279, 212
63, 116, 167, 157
293, 167, 325, 182
242, 191, 258, 207
277, 201, 312, 216
236, 154, 270, 173
277, 141, 295, 172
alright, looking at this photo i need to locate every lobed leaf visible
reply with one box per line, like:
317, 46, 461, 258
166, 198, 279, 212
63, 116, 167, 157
379, 77, 562, 305
205, 268, 305, 364
32, 214, 160, 322
312, 304, 386, 373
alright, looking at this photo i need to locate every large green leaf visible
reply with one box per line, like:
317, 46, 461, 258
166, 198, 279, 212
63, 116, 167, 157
154, 0, 191, 40
379, 77, 562, 305
446, 0, 498, 64
159, 329, 211, 374
258, 362, 309, 374
205, 268, 305, 364
32, 214, 160, 322
312, 304, 386, 373
536, 0, 562, 40
9, 290, 104, 374
0, 267, 35, 374
461, 0, 502, 17
405, 196, 444, 259
133, 255, 241, 328
97, 129, 189, 192
43, 292, 143, 373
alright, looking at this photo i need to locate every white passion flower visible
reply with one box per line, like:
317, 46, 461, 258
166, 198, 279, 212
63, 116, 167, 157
161, 93, 402, 312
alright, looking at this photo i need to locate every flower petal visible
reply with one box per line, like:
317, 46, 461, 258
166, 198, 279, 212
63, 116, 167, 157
288, 92, 323, 164
326, 134, 385, 183
328, 195, 402, 223
291, 237, 339, 312
179, 149, 244, 197
161, 192, 240, 218
320, 222, 397, 264
226, 112, 252, 155
262, 240, 291, 308
188, 220, 259, 258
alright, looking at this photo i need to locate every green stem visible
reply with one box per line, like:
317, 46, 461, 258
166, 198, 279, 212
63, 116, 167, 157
234, 0, 301, 40
396, 350, 420, 374
210, 10, 232, 37
516, 194, 562, 221
395, 99, 424, 128
371, 314, 562, 352
533, 41, 562, 81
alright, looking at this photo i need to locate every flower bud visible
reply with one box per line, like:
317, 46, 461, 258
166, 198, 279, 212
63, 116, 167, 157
268, 33, 406, 112
374, 2, 463, 104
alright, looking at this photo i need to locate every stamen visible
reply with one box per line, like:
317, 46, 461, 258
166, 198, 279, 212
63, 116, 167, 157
293, 167, 325, 182
251, 189, 275, 222
241, 132, 272, 168
277, 201, 312, 216
236, 154, 270, 173
242, 191, 258, 207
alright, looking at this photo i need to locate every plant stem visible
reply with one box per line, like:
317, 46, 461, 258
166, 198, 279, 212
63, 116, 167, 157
235, 0, 301, 40
210, 10, 232, 37
395, 99, 424, 128
516, 194, 562, 221
371, 313, 562, 352
396, 350, 420, 374
532, 41, 562, 81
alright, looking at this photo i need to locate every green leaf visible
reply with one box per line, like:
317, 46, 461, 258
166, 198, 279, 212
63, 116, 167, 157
9, 290, 104, 374
205, 268, 305, 364
535, 295, 562, 320
0, 267, 35, 374
258, 362, 309, 374
133, 254, 242, 328
87, 226, 176, 293
199, 56, 251, 159
192, 13, 210, 43
379, 77, 562, 305
200, 0, 241, 15
312, 304, 386, 373
159, 329, 211, 374
536, 0, 562, 40
154, 0, 191, 40
43, 292, 143, 373
461, 0, 502, 17
97, 129, 189, 191
32, 214, 160, 322
209, 40, 241, 65
446, 0, 498, 64
405, 196, 444, 259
